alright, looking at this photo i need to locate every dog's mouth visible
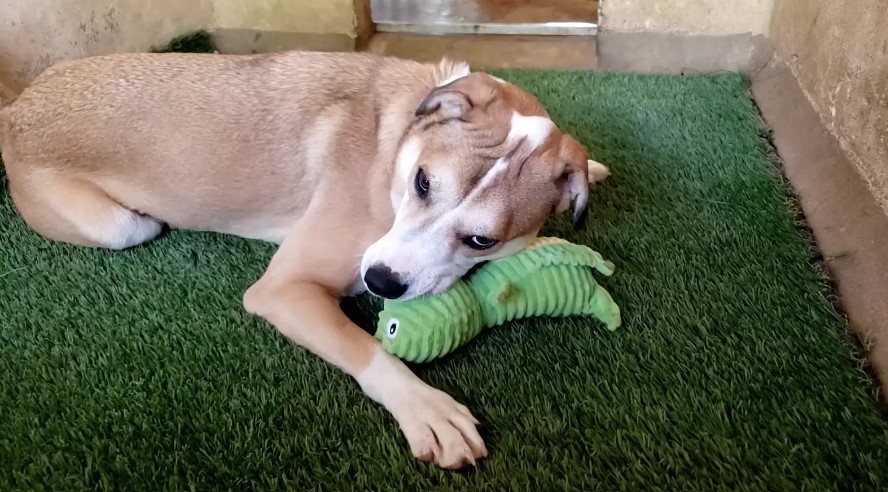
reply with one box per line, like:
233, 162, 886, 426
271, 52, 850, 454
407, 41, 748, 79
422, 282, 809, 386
360, 243, 481, 300
412, 261, 493, 299
419, 272, 464, 298
465, 261, 488, 277
367, 272, 460, 301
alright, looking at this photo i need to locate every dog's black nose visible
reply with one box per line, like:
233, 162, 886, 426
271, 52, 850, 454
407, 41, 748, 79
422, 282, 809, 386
364, 265, 408, 299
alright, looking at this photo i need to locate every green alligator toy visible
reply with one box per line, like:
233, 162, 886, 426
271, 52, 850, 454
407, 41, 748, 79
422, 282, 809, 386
375, 237, 621, 363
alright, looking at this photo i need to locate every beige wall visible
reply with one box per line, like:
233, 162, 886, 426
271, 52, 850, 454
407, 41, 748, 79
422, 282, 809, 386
0, 0, 370, 91
601, 0, 775, 35
211, 0, 372, 54
214, 0, 356, 34
770, 0, 888, 212
0, 0, 214, 91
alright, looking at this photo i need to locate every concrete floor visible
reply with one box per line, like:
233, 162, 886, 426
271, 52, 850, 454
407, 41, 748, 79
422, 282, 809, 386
367, 33, 888, 399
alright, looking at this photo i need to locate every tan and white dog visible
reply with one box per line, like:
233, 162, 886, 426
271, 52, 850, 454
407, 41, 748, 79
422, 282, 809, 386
0, 51, 609, 469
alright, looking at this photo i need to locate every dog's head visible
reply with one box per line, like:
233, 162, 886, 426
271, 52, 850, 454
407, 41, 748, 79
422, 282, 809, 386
361, 70, 592, 300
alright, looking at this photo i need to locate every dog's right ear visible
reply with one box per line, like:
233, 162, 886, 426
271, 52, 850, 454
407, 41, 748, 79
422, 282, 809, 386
414, 74, 497, 122
554, 134, 591, 230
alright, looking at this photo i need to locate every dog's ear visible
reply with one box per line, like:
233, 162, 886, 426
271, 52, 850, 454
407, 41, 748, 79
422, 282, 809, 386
554, 134, 590, 230
414, 73, 497, 122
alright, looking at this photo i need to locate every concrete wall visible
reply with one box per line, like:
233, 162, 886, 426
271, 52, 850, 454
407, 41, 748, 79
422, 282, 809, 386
601, 0, 775, 35
214, 0, 355, 34
597, 0, 776, 75
0, 0, 372, 90
211, 0, 373, 55
770, 0, 888, 213
0, 0, 214, 91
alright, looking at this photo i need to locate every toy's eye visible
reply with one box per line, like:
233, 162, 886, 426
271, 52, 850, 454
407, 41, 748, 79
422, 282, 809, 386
386, 319, 399, 339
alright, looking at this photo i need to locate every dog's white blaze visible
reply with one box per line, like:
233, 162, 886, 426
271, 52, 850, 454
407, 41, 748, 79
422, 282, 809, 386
471, 112, 555, 196
395, 137, 422, 181
475, 157, 510, 191
391, 137, 422, 211
508, 112, 555, 149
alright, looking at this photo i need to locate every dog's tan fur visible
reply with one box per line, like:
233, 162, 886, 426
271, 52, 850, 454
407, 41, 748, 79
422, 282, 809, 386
0, 51, 608, 469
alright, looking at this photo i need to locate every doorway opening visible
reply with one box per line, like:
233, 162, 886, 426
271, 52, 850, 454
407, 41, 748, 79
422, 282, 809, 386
370, 0, 599, 36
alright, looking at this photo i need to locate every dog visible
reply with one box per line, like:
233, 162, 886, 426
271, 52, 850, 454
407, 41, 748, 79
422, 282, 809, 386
0, 51, 610, 469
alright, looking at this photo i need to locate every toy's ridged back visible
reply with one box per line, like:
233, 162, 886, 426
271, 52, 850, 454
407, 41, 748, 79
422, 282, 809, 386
468, 241, 621, 330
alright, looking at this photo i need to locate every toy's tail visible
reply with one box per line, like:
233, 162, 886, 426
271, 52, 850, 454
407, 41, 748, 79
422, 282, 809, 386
588, 284, 621, 331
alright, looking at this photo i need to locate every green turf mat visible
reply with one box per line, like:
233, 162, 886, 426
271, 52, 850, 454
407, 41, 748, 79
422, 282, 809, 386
149, 29, 216, 54
2, 61, 887, 490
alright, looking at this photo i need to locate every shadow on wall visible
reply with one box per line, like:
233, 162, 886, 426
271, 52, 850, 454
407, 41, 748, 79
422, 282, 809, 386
0, 0, 213, 91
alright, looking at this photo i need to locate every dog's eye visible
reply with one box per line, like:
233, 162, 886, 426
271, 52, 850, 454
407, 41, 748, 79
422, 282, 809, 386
463, 235, 498, 250
414, 167, 430, 199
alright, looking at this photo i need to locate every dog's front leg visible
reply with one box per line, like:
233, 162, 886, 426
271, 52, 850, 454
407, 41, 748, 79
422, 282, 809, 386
243, 241, 487, 469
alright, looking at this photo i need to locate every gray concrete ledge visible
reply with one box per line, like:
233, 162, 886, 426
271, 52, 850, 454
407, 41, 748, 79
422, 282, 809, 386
752, 57, 888, 400
598, 31, 774, 75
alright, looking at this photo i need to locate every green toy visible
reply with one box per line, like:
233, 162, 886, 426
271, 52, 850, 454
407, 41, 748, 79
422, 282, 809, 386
375, 237, 621, 363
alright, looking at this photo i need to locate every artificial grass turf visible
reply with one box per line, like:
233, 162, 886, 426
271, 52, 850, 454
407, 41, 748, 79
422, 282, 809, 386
2, 59, 888, 492
149, 30, 216, 54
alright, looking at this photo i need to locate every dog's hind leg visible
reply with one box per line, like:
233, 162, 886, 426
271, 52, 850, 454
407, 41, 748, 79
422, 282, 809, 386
8, 170, 163, 250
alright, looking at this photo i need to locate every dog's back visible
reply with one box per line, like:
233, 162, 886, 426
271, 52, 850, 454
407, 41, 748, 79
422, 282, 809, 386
0, 51, 444, 243
0, 79, 16, 149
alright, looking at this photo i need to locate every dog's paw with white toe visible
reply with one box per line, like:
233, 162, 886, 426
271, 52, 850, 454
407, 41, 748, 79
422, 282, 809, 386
587, 159, 611, 184
357, 347, 487, 469
393, 386, 487, 469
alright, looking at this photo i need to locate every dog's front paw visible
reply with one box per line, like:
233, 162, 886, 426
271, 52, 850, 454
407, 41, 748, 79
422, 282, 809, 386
391, 386, 487, 469
587, 159, 611, 184
357, 348, 487, 469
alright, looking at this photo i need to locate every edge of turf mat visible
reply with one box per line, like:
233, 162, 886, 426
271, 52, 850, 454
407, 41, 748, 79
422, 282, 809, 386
740, 80, 886, 411
3, 40, 888, 491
